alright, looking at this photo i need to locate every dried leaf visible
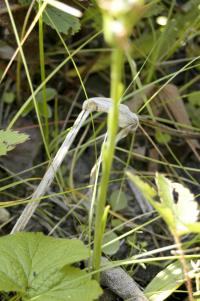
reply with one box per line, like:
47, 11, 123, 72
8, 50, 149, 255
161, 84, 200, 160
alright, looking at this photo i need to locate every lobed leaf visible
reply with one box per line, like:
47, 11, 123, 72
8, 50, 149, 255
43, 6, 80, 35
0, 232, 102, 301
26, 266, 102, 301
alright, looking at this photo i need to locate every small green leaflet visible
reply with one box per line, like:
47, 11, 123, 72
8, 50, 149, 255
0, 129, 29, 156
109, 189, 128, 211
0, 232, 102, 301
102, 232, 120, 255
2, 91, 15, 104
155, 129, 171, 145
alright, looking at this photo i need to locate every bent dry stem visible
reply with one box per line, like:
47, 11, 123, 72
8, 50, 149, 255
11, 97, 138, 233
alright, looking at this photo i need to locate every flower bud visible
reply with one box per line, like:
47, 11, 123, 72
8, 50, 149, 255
97, 0, 145, 47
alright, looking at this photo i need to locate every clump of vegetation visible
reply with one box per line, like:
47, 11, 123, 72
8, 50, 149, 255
0, 0, 200, 300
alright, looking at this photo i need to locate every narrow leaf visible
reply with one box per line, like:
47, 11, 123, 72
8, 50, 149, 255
145, 261, 187, 301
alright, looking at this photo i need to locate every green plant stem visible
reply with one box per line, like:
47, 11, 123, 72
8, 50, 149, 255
16, 54, 22, 104
39, 0, 49, 145
92, 48, 124, 281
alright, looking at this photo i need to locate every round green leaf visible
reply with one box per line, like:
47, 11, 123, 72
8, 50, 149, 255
109, 189, 128, 211
2, 92, 15, 104
102, 232, 120, 255
155, 130, 171, 144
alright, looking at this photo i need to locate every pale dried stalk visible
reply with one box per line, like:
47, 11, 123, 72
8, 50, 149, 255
11, 98, 139, 233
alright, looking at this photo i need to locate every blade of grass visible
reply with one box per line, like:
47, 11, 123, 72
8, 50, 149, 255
38, 0, 49, 145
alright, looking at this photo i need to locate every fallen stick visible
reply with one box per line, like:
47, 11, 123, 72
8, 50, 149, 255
101, 257, 148, 301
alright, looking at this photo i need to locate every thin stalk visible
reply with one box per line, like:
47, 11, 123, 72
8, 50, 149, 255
173, 232, 194, 301
16, 54, 22, 104
16, 0, 35, 103
39, 0, 49, 145
54, 95, 59, 152
92, 48, 124, 281
1, 2, 47, 84
4, 0, 50, 161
